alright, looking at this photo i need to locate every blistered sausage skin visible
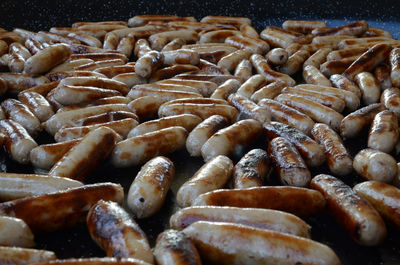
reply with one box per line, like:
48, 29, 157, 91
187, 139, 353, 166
183, 221, 341, 265
177, 155, 233, 207
233, 149, 270, 189
153, 229, 202, 265
0, 182, 123, 233
311, 174, 387, 246
111, 126, 187, 168
340, 103, 384, 139
0, 172, 83, 201
24, 43, 71, 74
354, 181, 400, 229
87, 200, 153, 263
329, 74, 362, 99
201, 119, 262, 162
186, 115, 229, 157
170, 206, 311, 238
0, 246, 56, 265
268, 137, 311, 187
311, 123, 353, 176
353, 148, 397, 183
127, 156, 174, 219
368, 110, 399, 153
275, 94, 343, 132
264, 121, 325, 167
49, 127, 118, 181
193, 186, 325, 217
258, 98, 314, 135
0, 119, 38, 164
135, 51, 164, 78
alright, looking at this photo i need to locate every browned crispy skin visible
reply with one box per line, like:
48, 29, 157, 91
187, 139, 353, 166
193, 186, 325, 217
0, 182, 123, 234
87, 200, 153, 262
233, 149, 270, 188
311, 174, 386, 246
154, 229, 202, 265
312, 20, 368, 36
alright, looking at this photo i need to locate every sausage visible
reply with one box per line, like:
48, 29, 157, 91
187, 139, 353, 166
311, 123, 353, 176
116, 36, 135, 58
200, 16, 251, 25
75, 111, 138, 126
127, 86, 202, 101
174, 73, 238, 85
268, 136, 311, 187
0, 73, 49, 93
94, 65, 135, 78
49, 127, 118, 181
258, 98, 315, 135
197, 59, 229, 75
236, 74, 267, 98
74, 59, 126, 71
303, 65, 332, 87
134, 38, 152, 58
59, 76, 129, 95
1, 98, 42, 136
70, 53, 128, 63
8, 42, 31, 73
210, 79, 241, 100
129, 15, 195, 27
135, 50, 164, 78
354, 72, 381, 105
275, 94, 343, 131
281, 86, 345, 113
343, 43, 392, 80
353, 148, 397, 183
53, 84, 121, 105
265, 121, 325, 167
183, 221, 340, 265
266, 48, 288, 66
217, 49, 253, 72
44, 104, 131, 135
250, 54, 296, 86
233, 149, 270, 188
0, 172, 83, 201
162, 49, 200, 65
18, 91, 55, 122
329, 74, 362, 99
228, 93, 271, 124
368, 110, 399, 153
161, 38, 186, 52
303, 47, 331, 68
158, 102, 238, 123
260, 26, 296, 48
150, 30, 198, 50
149, 64, 199, 82
340, 103, 384, 139
47, 71, 107, 82
225, 34, 270, 54
186, 115, 229, 157
250, 81, 285, 103
381, 87, 399, 117
153, 229, 202, 265
0, 182, 123, 233
282, 20, 328, 34
193, 186, 325, 217
177, 155, 233, 207
67, 32, 102, 48
320, 57, 356, 77
199, 30, 240, 44
0, 246, 56, 265
128, 96, 168, 121
0, 216, 34, 247
279, 49, 310, 75
201, 119, 262, 161
390, 48, 400, 87
170, 206, 311, 238
127, 156, 174, 218
24, 44, 71, 74
87, 200, 153, 263
54, 118, 136, 142
374, 64, 392, 90
158, 79, 218, 97
234, 59, 252, 83
111, 126, 188, 168
33, 258, 153, 265
0, 119, 38, 164
310, 174, 387, 246
311, 20, 368, 36
128, 114, 201, 138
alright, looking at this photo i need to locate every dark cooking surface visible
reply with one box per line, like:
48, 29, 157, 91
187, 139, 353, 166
1, 0, 400, 264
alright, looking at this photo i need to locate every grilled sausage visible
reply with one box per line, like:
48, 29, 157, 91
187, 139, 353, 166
353, 148, 397, 183
354, 72, 381, 105
233, 149, 270, 188
390, 47, 400, 87
228, 93, 271, 124
381, 87, 400, 118
266, 48, 288, 66
135, 51, 164, 78
24, 43, 71, 74
250, 54, 295, 86
0, 246, 56, 265
18, 91, 54, 122
0, 182, 123, 233
368, 110, 399, 153
127, 156, 174, 218
311, 174, 387, 246
182, 221, 341, 265
251, 81, 286, 103
210, 79, 241, 100
311, 123, 353, 176
329, 74, 362, 99
177, 155, 233, 207
0, 216, 34, 247
87, 200, 153, 263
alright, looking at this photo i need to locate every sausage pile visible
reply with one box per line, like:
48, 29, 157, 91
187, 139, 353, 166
0, 15, 399, 265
